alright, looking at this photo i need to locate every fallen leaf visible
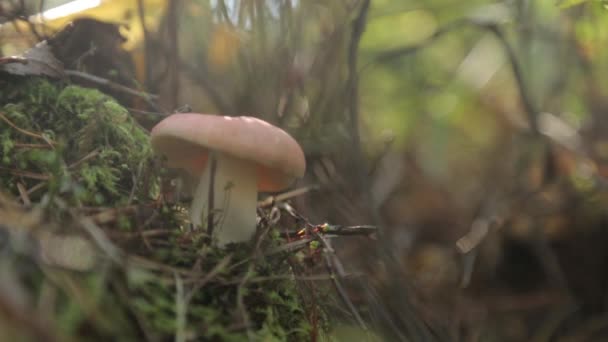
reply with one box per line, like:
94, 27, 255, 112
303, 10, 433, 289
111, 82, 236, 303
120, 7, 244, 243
0, 41, 64, 78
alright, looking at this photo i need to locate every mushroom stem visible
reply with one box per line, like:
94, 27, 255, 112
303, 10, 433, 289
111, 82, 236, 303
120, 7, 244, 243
190, 152, 258, 246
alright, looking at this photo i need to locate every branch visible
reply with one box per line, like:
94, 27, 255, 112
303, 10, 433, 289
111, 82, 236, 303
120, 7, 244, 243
368, 18, 540, 135
281, 224, 377, 238
166, 0, 180, 110
65, 70, 159, 103
136, 0, 150, 85
346, 0, 371, 166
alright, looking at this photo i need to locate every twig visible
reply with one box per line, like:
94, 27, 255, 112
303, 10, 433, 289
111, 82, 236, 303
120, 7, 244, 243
368, 18, 540, 135
127, 254, 208, 278
460, 250, 477, 288
174, 273, 187, 342
0, 56, 27, 65
257, 185, 320, 208
316, 232, 368, 331
237, 273, 362, 284
346, 0, 371, 194
127, 107, 168, 117
0, 167, 50, 180
217, 0, 235, 26
456, 217, 496, 254
88, 206, 137, 225
237, 265, 255, 341
265, 237, 315, 256
109, 278, 155, 342
207, 155, 217, 235
77, 216, 123, 265
323, 224, 377, 236
166, 0, 180, 110
0, 111, 56, 146
127, 158, 146, 206
13, 142, 52, 149
184, 254, 232, 302
281, 224, 377, 238
485, 23, 539, 134
136, 0, 150, 85
106, 228, 174, 241
68, 148, 101, 170
16, 182, 31, 206
222, 236, 315, 275
26, 181, 47, 195
65, 70, 159, 102
367, 134, 395, 177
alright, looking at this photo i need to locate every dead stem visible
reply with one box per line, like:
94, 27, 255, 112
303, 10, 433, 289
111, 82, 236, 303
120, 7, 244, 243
0, 111, 56, 146
127, 254, 208, 278
315, 231, 368, 331
13, 142, 52, 149
257, 185, 320, 208
68, 148, 101, 170
26, 181, 47, 195
237, 264, 255, 342
0, 167, 50, 180
0, 56, 27, 65
127, 159, 146, 205
65, 70, 159, 103
184, 255, 232, 300
225, 273, 363, 285
174, 273, 187, 342
106, 228, 173, 240
136, 0, 150, 85
166, 0, 180, 110
368, 18, 540, 135
16, 182, 31, 206
88, 205, 137, 225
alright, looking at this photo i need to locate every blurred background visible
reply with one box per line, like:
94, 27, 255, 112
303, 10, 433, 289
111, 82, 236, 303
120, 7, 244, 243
3, 0, 608, 340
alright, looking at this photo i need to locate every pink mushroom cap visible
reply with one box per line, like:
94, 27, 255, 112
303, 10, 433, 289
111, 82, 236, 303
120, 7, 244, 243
150, 113, 306, 192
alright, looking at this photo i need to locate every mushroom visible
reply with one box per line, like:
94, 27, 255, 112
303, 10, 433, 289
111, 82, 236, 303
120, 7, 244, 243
150, 113, 306, 246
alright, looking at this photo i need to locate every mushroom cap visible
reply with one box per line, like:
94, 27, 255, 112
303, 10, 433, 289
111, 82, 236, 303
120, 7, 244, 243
150, 113, 306, 192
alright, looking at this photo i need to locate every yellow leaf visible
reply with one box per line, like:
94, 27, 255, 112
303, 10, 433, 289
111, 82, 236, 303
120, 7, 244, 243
208, 24, 242, 70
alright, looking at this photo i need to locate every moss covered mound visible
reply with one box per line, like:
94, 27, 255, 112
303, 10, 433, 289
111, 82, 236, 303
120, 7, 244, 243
0, 76, 155, 206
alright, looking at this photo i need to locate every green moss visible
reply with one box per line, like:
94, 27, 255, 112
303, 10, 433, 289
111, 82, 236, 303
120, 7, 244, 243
0, 76, 156, 206
128, 238, 319, 341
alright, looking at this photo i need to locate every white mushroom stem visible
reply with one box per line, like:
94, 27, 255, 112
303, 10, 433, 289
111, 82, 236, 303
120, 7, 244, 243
190, 152, 258, 246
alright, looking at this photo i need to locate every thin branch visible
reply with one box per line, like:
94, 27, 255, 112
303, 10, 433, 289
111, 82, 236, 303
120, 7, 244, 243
316, 232, 368, 331
67, 148, 101, 170
166, 0, 180, 110
0, 56, 27, 65
217, 0, 234, 26
0, 167, 50, 180
65, 70, 159, 103
0, 111, 56, 146
281, 224, 377, 238
136, 0, 150, 85
174, 273, 187, 342
346, 0, 371, 172
184, 255, 232, 301
237, 265, 255, 341
368, 18, 540, 135
16, 182, 31, 206
257, 185, 320, 208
